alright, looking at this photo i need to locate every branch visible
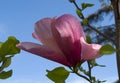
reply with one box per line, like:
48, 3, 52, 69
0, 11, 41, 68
71, 1, 116, 44
111, 0, 120, 82
69, 67, 92, 82
87, 24, 115, 44
87, 61, 92, 82
87, 5, 113, 23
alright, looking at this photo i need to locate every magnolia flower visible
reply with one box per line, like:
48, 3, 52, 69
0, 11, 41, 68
17, 14, 101, 67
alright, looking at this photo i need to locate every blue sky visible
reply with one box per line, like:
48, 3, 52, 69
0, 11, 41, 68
0, 0, 118, 83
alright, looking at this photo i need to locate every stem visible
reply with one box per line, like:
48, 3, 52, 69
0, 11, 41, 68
87, 61, 92, 82
72, 1, 85, 19
75, 71, 91, 82
72, 1, 81, 11
69, 67, 91, 82
71, 1, 115, 44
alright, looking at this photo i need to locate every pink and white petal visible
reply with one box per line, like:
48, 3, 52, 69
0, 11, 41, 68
80, 38, 101, 60
34, 18, 63, 54
16, 42, 71, 66
51, 14, 82, 66
32, 32, 40, 40
34, 18, 53, 44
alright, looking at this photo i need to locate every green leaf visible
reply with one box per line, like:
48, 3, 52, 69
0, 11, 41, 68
91, 76, 96, 82
79, 66, 86, 73
0, 42, 3, 48
99, 44, 115, 55
46, 67, 69, 83
95, 80, 106, 83
3, 58, 11, 68
76, 9, 83, 18
86, 36, 92, 44
0, 58, 12, 72
82, 18, 88, 25
0, 36, 20, 57
82, 3, 94, 10
79, 66, 88, 75
88, 60, 105, 68
0, 70, 12, 79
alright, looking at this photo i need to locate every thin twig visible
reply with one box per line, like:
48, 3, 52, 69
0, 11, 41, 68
72, 1, 84, 19
69, 67, 91, 82
87, 24, 115, 44
75, 71, 91, 82
87, 61, 92, 83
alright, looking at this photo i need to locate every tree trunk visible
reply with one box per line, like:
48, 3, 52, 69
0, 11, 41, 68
111, 0, 120, 82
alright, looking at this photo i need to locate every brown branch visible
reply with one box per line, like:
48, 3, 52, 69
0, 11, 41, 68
87, 24, 115, 44
111, 0, 120, 82
71, 0, 115, 44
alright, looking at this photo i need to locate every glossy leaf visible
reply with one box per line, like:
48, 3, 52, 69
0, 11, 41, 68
0, 70, 12, 79
0, 36, 20, 57
99, 44, 115, 55
82, 3, 94, 10
46, 67, 69, 83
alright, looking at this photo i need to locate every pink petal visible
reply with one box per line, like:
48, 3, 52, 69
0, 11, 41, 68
34, 18, 63, 55
16, 42, 71, 66
80, 38, 101, 60
32, 32, 40, 41
51, 14, 83, 66
34, 18, 52, 42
